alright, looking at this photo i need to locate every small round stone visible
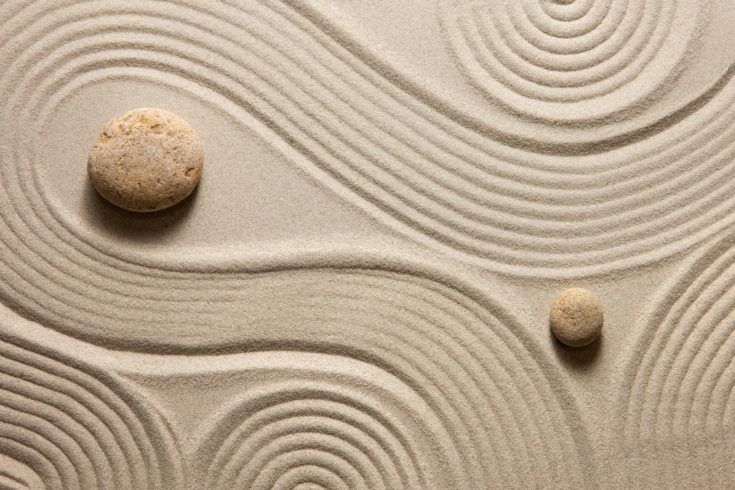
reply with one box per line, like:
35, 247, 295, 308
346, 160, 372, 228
88, 108, 203, 212
550, 287, 603, 347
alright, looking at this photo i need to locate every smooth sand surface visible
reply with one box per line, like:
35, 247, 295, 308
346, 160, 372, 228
1, 0, 734, 487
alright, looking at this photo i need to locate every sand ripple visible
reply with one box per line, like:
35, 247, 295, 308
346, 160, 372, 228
1, 1, 733, 278
0, 331, 184, 489
442, 0, 702, 121
0, 0, 732, 486
621, 229, 735, 482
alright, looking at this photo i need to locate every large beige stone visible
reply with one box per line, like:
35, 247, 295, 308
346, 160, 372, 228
88, 108, 203, 212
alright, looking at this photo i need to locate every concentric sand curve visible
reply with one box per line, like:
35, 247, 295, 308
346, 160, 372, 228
620, 228, 735, 481
0, 328, 185, 489
440, 0, 702, 121
162, 266, 596, 489
188, 358, 447, 489
0, 5, 600, 472
2, 0, 735, 279
4, 242, 597, 485
200, 392, 434, 488
0, 453, 44, 489
295, 0, 723, 148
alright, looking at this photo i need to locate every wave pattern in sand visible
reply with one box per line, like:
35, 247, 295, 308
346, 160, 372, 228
442, 0, 701, 121
0, 332, 184, 489
621, 229, 735, 483
0, 0, 733, 487
2, 0, 734, 279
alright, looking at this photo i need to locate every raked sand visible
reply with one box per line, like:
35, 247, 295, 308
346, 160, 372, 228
1, 0, 735, 487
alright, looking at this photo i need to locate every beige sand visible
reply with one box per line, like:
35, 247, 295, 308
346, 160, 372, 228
0, 0, 734, 487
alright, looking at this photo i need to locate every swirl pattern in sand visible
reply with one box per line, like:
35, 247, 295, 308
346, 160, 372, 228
188, 354, 453, 489
620, 229, 735, 482
0, 0, 733, 486
441, 0, 702, 121
0, 332, 184, 489
174, 311, 594, 489
197, 382, 433, 489
0, 259, 596, 486
0, 0, 733, 280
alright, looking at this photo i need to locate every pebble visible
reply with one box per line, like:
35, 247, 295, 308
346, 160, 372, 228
88, 108, 203, 212
550, 287, 603, 347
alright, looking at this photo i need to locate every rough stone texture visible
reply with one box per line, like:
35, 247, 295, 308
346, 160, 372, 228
550, 288, 604, 348
88, 108, 203, 212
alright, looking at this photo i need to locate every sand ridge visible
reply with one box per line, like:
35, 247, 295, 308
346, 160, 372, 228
0, 0, 734, 487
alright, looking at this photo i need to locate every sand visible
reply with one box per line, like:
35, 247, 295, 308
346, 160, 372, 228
0, 0, 734, 487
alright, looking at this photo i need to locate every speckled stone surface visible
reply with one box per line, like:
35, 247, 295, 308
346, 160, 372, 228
88, 108, 203, 212
550, 288, 604, 348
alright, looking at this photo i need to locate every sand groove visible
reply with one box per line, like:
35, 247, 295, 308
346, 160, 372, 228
441, 0, 701, 121
4, 257, 596, 485
0, 0, 733, 279
0, 258, 597, 486
166, 265, 596, 488
185, 354, 444, 489
0, 0, 732, 486
0, 330, 185, 489
621, 229, 735, 482
198, 387, 434, 488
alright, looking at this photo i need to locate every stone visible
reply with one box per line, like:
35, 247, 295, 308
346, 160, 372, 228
550, 287, 603, 347
88, 107, 203, 212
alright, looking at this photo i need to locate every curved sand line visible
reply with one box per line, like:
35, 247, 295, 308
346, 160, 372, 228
0, 329, 185, 489
441, 0, 701, 121
1, 248, 597, 485
1, 1, 735, 279
189, 357, 447, 489
2, 0, 728, 486
171, 325, 595, 489
620, 228, 735, 482
293, 0, 722, 147
0, 456, 43, 490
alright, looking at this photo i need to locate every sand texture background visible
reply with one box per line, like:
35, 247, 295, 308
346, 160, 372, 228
1, 0, 735, 488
